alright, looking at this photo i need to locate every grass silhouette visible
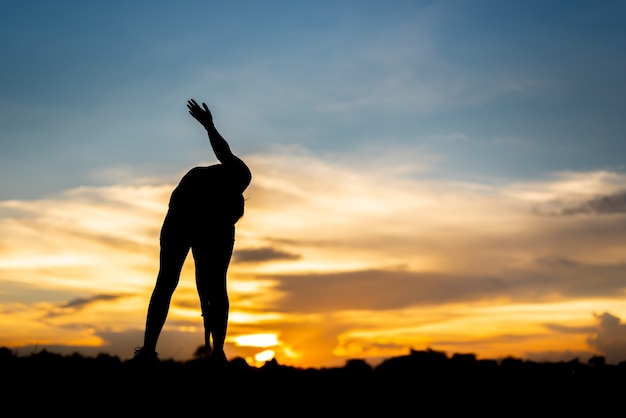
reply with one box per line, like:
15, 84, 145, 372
2, 346, 624, 415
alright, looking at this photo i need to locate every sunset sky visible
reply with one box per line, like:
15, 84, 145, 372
2, 0, 626, 368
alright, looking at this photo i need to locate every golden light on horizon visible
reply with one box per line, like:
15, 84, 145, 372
1, 153, 626, 366
232, 333, 279, 348
255, 349, 275, 363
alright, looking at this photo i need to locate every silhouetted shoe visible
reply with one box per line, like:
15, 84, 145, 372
208, 350, 228, 368
127, 347, 159, 366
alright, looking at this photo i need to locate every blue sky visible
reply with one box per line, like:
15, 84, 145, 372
3, 0, 625, 199
2, 1, 626, 366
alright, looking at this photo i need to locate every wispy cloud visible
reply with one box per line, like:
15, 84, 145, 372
45, 294, 131, 318
233, 247, 301, 264
555, 191, 626, 216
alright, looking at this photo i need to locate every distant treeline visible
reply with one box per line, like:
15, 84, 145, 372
2, 346, 624, 414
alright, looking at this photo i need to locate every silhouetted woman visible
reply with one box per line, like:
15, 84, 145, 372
133, 99, 251, 364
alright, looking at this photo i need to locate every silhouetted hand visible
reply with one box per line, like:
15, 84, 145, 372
187, 99, 213, 129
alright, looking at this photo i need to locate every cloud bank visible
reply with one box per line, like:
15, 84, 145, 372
2, 149, 626, 365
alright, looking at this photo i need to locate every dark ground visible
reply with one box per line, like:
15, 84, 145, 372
2, 347, 625, 415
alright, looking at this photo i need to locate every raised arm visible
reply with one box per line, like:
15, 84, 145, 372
187, 99, 252, 192
187, 99, 238, 164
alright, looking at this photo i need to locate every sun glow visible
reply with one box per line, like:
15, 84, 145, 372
232, 333, 279, 347
255, 349, 275, 363
228, 311, 285, 324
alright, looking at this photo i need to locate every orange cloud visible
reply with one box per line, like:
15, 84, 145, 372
2, 151, 626, 366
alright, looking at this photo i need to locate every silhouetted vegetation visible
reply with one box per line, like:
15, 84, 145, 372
2, 346, 624, 414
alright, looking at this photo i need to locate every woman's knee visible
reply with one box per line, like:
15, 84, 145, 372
154, 272, 180, 295
200, 289, 229, 308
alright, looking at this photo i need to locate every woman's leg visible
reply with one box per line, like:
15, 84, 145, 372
142, 240, 190, 353
192, 227, 234, 356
